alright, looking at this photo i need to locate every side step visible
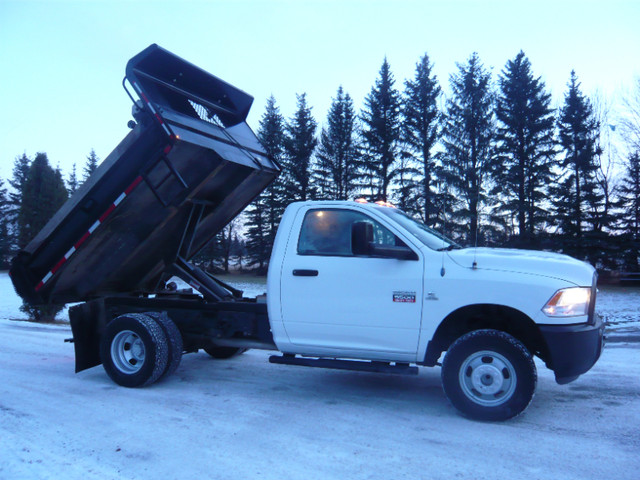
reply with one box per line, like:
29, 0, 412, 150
269, 354, 419, 376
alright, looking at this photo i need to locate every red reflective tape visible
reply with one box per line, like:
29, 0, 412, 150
50, 257, 67, 275
141, 92, 149, 103
124, 176, 143, 195
35, 282, 44, 291
99, 204, 116, 223
163, 144, 172, 155
155, 113, 164, 124
75, 231, 90, 249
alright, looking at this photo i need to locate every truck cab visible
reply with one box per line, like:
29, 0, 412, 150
267, 201, 604, 420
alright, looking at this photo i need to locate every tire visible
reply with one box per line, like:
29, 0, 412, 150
441, 329, 537, 421
100, 313, 168, 388
144, 311, 183, 378
203, 346, 248, 359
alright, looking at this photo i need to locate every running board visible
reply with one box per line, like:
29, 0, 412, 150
268, 354, 419, 376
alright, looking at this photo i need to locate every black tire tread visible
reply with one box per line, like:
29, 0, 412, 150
100, 313, 169, 388
441, 329, 537, 421
144, 311, 183, 378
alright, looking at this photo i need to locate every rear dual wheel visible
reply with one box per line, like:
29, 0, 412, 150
100, 312, 182, 387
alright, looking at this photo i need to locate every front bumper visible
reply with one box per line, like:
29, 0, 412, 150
539, 314, 605, 384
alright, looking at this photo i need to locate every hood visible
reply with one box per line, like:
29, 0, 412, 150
447, 247, 595, 286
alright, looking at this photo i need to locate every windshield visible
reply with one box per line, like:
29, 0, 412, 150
376, 207, 460, 251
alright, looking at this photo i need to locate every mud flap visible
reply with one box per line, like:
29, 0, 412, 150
69, 300, 108, 372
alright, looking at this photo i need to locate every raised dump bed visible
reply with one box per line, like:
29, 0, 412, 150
10, 44, 279, 306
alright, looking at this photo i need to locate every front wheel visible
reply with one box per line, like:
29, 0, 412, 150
441, 329, 537, 421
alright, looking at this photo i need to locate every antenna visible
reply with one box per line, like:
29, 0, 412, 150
440, 186, 447, 277
472, 185, 480, 269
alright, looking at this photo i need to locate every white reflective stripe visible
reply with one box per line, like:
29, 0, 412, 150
88, 220, 101, 233
42, 272, 53, 284
161, 123, 171, 135
147, 102, 157, 114
113, 192, 127, 206
132, 82, 142, 94
64, 246, 76, 259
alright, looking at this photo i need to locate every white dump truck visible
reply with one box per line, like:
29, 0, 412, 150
10, 45, 604, 421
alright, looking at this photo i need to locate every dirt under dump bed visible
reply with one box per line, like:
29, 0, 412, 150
10, 44, 279, 305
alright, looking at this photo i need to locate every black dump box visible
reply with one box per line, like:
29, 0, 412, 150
10, 44, 278, 305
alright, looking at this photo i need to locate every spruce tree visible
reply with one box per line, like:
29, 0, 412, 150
495, 51, 556, 246
83, 149, 100, 182
402, 53, 442, 225
17, 152, 68, 322
0, 179, 10, 269
8, 153, 31, 222
552, 71, 602, 249
245, 96, 286, 270
315, 86, 361, 200
617, 150, 640, 270
283, 93, 317, 201
361, 58, 402, 201
18, 152, 69, 248
67, 163, 79, 195
441, 53, 497, 244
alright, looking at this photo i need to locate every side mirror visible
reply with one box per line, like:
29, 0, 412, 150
351, 221, 418, 260
351, 221, 373, 255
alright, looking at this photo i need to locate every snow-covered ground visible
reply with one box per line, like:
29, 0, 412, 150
1, 272, 639, 479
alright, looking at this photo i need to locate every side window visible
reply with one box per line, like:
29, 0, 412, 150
297, 209, 402, 256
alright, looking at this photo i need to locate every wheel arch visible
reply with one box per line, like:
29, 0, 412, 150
422, 303, 550, 367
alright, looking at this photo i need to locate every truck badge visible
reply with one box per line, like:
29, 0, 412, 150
393, 291, 416, 303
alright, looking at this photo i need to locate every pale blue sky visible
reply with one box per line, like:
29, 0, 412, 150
1, 0, 638, 181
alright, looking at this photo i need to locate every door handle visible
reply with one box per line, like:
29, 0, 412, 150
292, 269, 318, 277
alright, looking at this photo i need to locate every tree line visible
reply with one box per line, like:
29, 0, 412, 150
1, 51, 639, 280
241, 51, 640, 273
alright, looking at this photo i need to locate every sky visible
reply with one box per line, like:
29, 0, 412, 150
1, 0, 639, 183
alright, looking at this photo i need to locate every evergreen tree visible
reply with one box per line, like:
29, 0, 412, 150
441, 53, 497, 244
8, 153, 31, 221
552, 71, 603, 248
18, 152, 69, 248
67, 163, 79, 195
17, 152, 68, 322
494, 51, 556, 246
83, 148, 100, 181
617, 150, 640, 270
361, 58, 402, 201
0, 179, 11, 269
314, 86, 361, 200
283, 93, 317, 201
402, 53, 442, 225
245, 96, 286, 270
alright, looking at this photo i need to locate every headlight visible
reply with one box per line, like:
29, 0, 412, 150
542, 287, 591, 317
